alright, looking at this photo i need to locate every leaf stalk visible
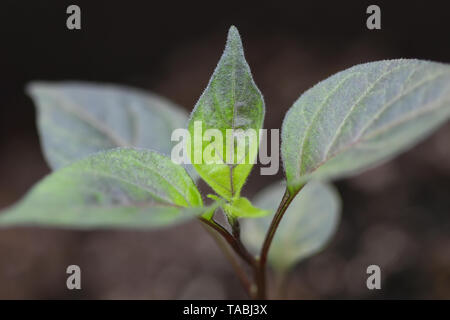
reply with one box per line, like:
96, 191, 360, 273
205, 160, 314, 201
255, 187, 298, 299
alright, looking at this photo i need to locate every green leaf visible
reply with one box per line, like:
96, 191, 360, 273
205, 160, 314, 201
28, 82, 189, 169
188, 26, 265, 200
242, 181, 341, 273
0, 148, 206, 229
223, 197, 269, 218
281, 59, 450, 194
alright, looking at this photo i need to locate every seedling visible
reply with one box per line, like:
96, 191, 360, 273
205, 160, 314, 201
1, 26, 450, 299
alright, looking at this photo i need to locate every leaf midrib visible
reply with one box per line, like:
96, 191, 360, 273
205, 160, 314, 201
303, 90, 450, 179
297, 66, 450, 177
228, 37, 238, 197
322, 61, 406, 157
44, 90, 129, 147
125, 155, 196, 207
297, 71, 364, 174
80, 167, 176, 206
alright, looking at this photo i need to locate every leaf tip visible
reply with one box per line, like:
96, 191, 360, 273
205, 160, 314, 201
25, 82, 39, 98
226, 25, 243, 50
25, 81, 53, 100
227, 25, 239, 37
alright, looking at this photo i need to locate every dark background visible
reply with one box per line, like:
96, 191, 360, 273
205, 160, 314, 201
1, 0, 450, 299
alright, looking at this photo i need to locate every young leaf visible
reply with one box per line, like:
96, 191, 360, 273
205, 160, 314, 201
242, 181, 341, 273
0, 148, 206, 229
188, 26, 265, 200
223, 197, 269, 218
28, 82, 189, 169
282, 60, 450, 194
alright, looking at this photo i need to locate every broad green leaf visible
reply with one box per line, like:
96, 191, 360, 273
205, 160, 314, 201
242, 181, 341, 273
223, 197, 269, 218
0, 148, 206, 229
282, 60, 450, 194
188, 26, 265, 201
28, 82, 189, 169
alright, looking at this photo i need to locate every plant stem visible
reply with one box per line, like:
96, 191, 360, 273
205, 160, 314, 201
200, 222, 253, 298
229, 216, 241, 241
200, 186, 298, 300
200, 216, 259, 298
199, 217, 256, 268
255, 188, 298, 299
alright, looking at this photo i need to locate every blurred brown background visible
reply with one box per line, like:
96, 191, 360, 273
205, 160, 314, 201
1, 0, 450, 299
